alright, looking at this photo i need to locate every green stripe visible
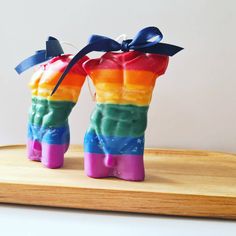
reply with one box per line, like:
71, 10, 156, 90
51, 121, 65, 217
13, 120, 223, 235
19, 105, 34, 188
29, 96, 75, 128
88, 103, 149, 137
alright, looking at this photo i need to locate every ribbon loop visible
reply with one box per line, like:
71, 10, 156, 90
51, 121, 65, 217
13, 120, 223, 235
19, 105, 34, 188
15, 36, 64, 75
46, 36, 64, 58
129, 26, 163, 48
51, 26, 183, 95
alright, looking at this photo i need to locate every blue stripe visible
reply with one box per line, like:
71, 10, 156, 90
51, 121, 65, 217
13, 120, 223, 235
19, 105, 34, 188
28, 124, 69, 145
84, 130, 144, 155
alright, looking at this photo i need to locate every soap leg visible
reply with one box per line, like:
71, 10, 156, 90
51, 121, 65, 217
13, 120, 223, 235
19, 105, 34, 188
41, 143, 65, 168
27, 124, 42, 161
27, 139, 42, 162
115, 154, 145, 181
41, 126, 70, 169
84, 130, 110, 178
84, 152, 110, 178
102, 136, 145, 181
110, 136, 145, 181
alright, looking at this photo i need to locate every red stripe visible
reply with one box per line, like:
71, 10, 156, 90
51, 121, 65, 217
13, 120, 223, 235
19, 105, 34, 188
83, 51, 168, 75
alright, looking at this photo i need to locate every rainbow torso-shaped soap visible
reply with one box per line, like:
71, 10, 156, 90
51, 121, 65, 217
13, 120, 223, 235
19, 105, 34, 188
28, 54, 88, 168
83, 51, 168, 180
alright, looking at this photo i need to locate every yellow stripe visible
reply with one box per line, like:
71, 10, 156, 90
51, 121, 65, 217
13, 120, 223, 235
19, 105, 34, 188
95, 83, 154, 106
31, 85, 82, 103
28, 68, 43, 89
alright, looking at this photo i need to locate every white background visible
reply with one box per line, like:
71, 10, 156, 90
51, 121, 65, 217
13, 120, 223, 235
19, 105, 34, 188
0, 0, 235, 235
0, 0, 235, 152
1, 204, 236, 236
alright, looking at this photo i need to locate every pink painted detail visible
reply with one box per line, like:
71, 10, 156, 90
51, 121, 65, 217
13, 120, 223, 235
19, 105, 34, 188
27, 139, 69, 168
104, 154, 117, 168
84, 152, 145, 181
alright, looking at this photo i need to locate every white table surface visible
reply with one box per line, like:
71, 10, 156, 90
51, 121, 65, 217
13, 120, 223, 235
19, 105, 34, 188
0, 204, 235, 236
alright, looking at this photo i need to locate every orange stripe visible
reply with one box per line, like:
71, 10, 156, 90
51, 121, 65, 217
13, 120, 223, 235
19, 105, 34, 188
90, 69, 158, 87
29, 69, 86, 89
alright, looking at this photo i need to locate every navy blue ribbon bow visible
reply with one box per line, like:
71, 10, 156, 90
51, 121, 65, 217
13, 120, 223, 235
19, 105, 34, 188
15, 36, 64, 74
51, 26, 183, 95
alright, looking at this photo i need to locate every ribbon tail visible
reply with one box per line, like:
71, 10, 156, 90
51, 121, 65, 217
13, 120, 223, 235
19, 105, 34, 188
15, 50, 47, 74
15, 36, 63, 75
137, 43, 183, 56
51, 39, 119, 95
50, 44, 92, 95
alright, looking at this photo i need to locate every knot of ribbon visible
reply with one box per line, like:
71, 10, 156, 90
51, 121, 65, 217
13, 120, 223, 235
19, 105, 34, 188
50, 26, 183, 95
120, 40, 131, 52
15, 36, 64, 74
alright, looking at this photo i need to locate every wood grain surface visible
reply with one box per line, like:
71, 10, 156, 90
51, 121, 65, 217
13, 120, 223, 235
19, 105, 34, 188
0, 145, 235, 219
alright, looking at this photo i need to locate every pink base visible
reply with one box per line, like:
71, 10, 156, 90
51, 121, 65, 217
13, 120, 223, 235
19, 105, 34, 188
84, 152, 145, 181
27, 140, 69, 169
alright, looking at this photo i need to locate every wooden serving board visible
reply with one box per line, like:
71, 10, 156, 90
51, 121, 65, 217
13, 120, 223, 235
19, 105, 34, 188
0, 145, 235, 219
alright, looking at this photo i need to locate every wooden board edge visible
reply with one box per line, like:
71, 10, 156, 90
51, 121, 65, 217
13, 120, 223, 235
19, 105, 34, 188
0, 182, 236, 219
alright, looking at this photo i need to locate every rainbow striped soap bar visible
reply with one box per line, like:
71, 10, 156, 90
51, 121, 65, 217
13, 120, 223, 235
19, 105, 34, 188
83, 51, 168, 180
28, 54, 88, 168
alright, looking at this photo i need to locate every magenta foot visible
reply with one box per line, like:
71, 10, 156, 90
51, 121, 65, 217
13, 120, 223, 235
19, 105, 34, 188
84, 153, 110, 178
41, 143, 69, 169
115, 154, 145, 181
27, 139, 42, 162
84, 153, 145, 181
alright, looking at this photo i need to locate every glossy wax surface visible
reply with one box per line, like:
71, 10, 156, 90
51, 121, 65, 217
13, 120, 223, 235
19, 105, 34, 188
29, 55, 88, 128
85, 51, 168, 106
84, 51, 169, 141
83, 51, 169, 180
27, 55, 88, 168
